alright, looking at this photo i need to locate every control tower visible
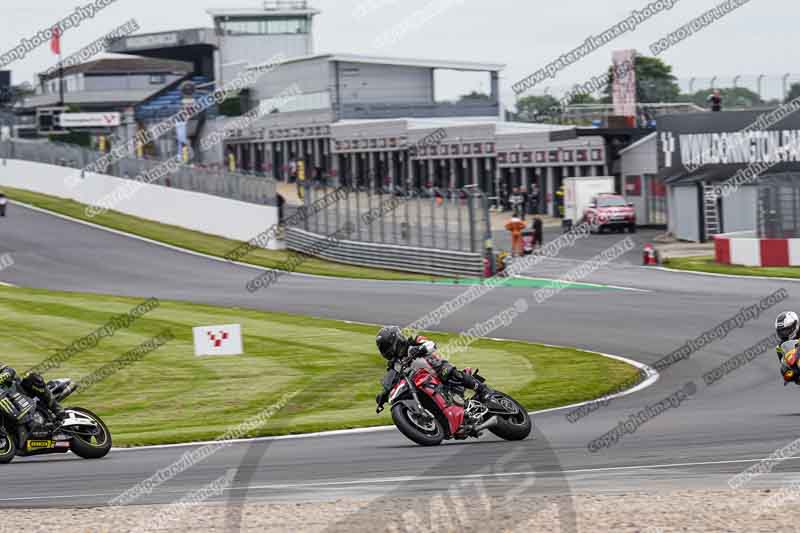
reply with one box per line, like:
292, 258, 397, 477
208, 1, 320, 84
107, 1, 320, 85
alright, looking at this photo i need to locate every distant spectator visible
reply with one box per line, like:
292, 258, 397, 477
530, 182, 540, 214
277, 193, 285, 221
289, 156, 298, 183
505, 215, 527, 257
510, 187, 523, 218
533, 217, 543, 247
708, 89, 722, 112
0, 192, 6, 217
519, 187, 530, 221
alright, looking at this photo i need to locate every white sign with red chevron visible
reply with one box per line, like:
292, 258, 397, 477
192, 324, 243, 356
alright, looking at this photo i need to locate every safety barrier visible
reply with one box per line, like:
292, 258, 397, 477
286, 227, 484, 278
0, 139, 277, 206
714, 231, 800, 267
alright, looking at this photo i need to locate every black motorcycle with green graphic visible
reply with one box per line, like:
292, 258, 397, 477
0, 378, 111, 463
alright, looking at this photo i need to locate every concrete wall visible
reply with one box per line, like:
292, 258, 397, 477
721, 185, 758, 233
251, 56, 331, 102
620, 134, 658, 225
337, 62, 433, 105
221, 34, 312, 83
0, 159, 280, 249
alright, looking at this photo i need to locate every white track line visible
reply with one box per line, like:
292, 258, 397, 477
7, 199, 659, 450
0, 456, 795, 503
111, 351, 657, 452
515, 276, 652, 293
652, 265, 800, 282
6, 200, 436, 285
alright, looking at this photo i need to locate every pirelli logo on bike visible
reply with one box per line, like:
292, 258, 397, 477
27, 440, 55, 450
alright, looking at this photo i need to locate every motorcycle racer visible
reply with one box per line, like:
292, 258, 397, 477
0, 364, 65, 421
776, 312, 800, 384
374, 326, 490, 412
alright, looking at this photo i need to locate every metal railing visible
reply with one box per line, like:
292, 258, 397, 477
0, 139, 277, 206
286, 227, 484, 278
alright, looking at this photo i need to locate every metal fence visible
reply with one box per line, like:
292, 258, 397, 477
759, 174, 800, 238
299, 185, 491, 253
0, 139, 277, 206
286, 227, 484, 278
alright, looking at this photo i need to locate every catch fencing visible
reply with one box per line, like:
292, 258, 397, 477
299, 185, 490, 254
758, 173, 800, 238
0, 139, 277, 206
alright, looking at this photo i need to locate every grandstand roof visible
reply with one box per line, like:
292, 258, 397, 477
39, 57, 193, 82
19, 89, 165, 109
249, 53, 505, 73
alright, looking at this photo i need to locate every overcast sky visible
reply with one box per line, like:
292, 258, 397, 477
0, 0, 791, 106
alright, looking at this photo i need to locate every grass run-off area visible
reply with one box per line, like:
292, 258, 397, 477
0, 286, 640, 447
2, 186, 438, 282
664, 255, 800, 279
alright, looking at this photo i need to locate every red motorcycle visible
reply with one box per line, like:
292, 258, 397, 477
378, 356, 532, 446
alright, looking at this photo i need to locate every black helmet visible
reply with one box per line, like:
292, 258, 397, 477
376, 326, 404, 361
776, 312, 800, 341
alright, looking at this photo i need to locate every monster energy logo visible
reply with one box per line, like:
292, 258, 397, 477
0, 397, 14, 415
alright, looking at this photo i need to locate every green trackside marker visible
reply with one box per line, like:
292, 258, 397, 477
433, 276, 649, 292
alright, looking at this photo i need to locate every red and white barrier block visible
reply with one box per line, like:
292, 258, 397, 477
714, 233, 800, 267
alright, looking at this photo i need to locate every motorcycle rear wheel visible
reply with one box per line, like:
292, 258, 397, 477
488, 393, 532, 441
391, 404, 444, 446
65, 408, 112, 459
0, 432, 15, 464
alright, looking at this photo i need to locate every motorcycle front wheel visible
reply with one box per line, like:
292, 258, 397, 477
391, 403, 444, 446
488, 393, 532, 441
64, 408, 112, 459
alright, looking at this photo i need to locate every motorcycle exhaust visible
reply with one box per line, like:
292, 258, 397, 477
473, 415, 499, 433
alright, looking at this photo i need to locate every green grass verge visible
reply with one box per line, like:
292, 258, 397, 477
664, 255, 800, 279
0, 286, 640, 447
1, 185, 438, 282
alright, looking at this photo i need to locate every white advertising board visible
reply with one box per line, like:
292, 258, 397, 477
192, 324, 243, 356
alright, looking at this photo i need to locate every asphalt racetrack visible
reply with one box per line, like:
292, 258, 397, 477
1, 202, 799, 510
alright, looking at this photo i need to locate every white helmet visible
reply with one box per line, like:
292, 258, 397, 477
776, 311, 800, 341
